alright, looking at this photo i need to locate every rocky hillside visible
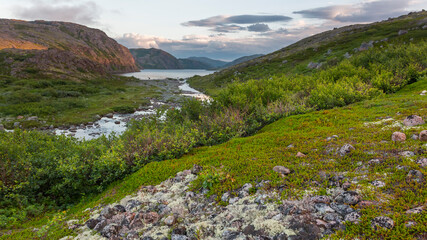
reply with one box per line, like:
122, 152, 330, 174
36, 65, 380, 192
130, 48, 212, 69
0, 19, 139, 78
188, 11, 427, 94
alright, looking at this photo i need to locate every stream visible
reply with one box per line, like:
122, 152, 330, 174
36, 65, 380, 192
53, 70, 213, 140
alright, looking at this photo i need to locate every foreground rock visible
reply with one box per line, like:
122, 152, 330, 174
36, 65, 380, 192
392, 132, 406, 142
403, 115, 424, 126
71, 169, 366, 240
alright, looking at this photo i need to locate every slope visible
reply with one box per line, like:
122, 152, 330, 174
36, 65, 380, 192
188, 11, 427, 95
4, 74, 426, 240
0, 19, 138, 78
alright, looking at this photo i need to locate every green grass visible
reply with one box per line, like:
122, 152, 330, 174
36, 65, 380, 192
3, 76, 426, 240
0, 76, 160, 127
188, 11, 427, 96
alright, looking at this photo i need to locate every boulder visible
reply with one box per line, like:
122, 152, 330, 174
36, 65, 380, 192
27, 116, 38, 121
371, 216, 394, 230
344, 212, 361, 223
191, 164, 203, 175
335, 191, 360, 205
296, 152, 306, 157
106, 113, 114, 118
392, 132, 406, 142
416, 158, 427, 168
403, 115, 424, 126
273, 166, 291, 175
406, 206, 424, 214
419, 130, 427, 141
143, 212, 159, 224
338, 144, 355, 156
398, 30, 408, 35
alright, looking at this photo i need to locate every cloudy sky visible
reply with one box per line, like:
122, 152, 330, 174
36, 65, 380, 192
0, 0, 425, 60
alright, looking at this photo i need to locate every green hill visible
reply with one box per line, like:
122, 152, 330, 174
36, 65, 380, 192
188, 11, 427, 95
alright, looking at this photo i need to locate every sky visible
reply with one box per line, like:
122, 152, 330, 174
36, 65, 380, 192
0, 0, 425, 60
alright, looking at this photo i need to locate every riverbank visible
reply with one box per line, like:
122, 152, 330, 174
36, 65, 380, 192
0, 75, 210, 140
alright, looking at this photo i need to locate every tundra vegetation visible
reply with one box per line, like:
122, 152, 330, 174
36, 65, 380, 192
0, 12, 426, 240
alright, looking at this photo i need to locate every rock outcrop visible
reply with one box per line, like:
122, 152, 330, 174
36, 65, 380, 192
0, 19, 139, 78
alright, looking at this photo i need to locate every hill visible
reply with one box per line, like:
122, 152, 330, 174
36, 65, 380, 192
0, 19, 139, 78
130, 48, 213, 69
130, 48, 265, 70
188, 11, 427, 95
222, 54, 264, 68
187, 56, 228, 69
130, 48, 181, 69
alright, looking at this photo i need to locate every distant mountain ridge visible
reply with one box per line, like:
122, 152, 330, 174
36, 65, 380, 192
129, 48, 212, 69
0, 19, 139, 78
129, 48, 264, 70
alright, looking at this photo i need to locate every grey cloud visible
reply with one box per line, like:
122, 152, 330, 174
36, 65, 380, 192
294, 0, 409, 22
247, 23, 271, 32
226, 15, 292, 24
212, 25, 247, 33
13, 0, 100, 25
182, 14, 292, 27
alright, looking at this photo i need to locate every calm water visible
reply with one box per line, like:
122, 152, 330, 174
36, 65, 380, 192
120, 69, 215, 80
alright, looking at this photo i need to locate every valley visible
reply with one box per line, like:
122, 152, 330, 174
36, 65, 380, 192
0, 8, 426, 240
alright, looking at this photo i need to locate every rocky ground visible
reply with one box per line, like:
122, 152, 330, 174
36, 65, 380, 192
63, 162, 424, 239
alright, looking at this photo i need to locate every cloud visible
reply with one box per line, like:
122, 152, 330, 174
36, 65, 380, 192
182, 14, 291, 33
183, 14, 292, 27
294, 0, 410, 22
12, 0, 100, 25
247, 23, 271, 32
212, 25, 247, 33
116, 30, 298, 60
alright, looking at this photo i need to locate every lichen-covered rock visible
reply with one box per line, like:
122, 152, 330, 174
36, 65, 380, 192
164, 215, 176, 226
85, 218, 99, 229
100, 206, 116, 219
338, 144, 355, 156
371, 180, 386, 187
273, 166, 291, 175
392, 132, 406, 142
191, 164, 203, 175
344, 212, 361, 223
403, 115, 424, 126
419, 130, 427, 141
416, 158, 427, 168
100, 223, 120, 238
406, 170, 424, 183
406, 206, 424, 214
371, 216, 394, 230
334, 191, 360, 205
